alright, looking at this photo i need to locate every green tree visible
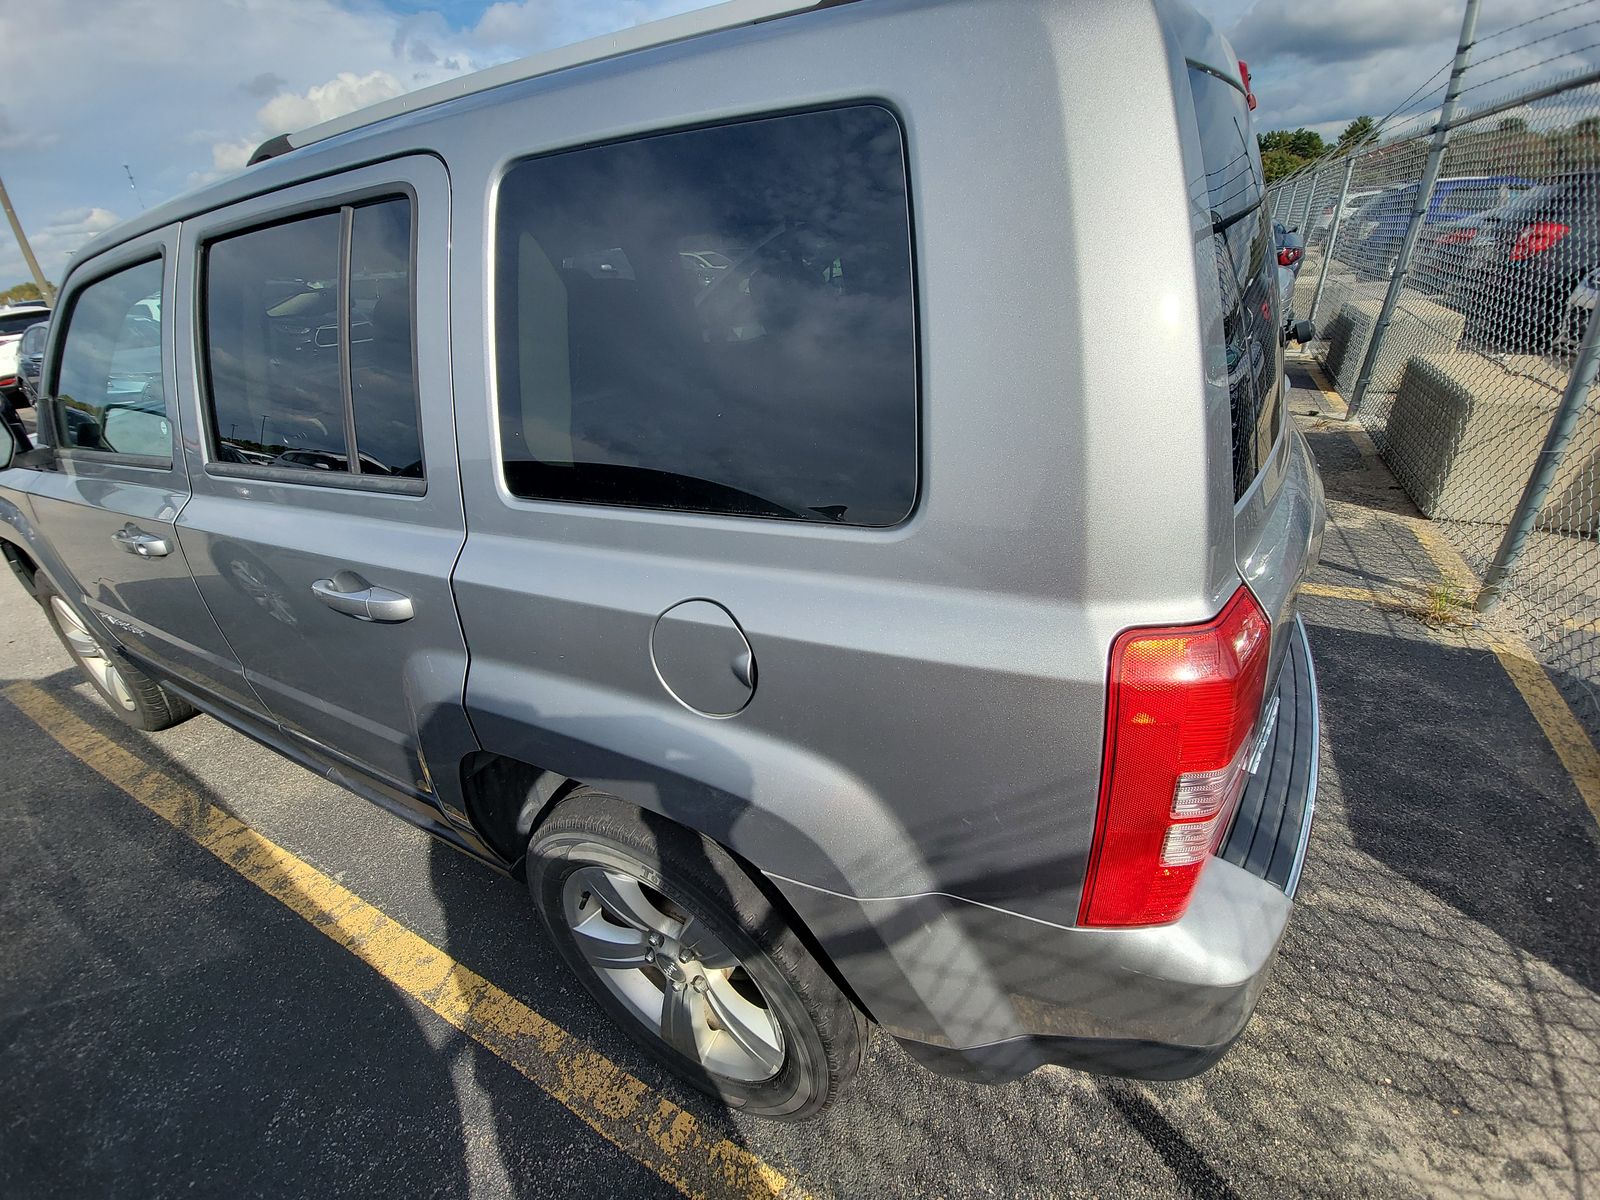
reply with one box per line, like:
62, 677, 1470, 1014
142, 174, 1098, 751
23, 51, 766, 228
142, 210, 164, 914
1337, 116, 1376, 149
0, 281, 44, 305
1259, 128, 1327, 159
1261, 146, 1307, 184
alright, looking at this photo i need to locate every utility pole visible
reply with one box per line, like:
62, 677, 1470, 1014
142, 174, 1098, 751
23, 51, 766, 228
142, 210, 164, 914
0, 170, 54, 303
1347, 0, 1480, 416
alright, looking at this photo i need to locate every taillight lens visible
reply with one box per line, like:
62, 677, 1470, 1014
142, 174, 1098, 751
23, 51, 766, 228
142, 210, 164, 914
1277, 247, 1303, 267
1079, 587, 1273, 928
1510, 221, 1570, 261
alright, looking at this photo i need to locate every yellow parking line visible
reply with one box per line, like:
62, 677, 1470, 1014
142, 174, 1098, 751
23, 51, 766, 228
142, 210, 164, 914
2, 681, 807, 1200
1290, 367, 1600, 829
1301, 581, 1410, 605
1477, 638, 1600, 828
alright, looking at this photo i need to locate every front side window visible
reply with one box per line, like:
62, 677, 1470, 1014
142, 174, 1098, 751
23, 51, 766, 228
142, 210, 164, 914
54, 258, 170, 460
495, 105, 917, 526
202, 197, 422, 480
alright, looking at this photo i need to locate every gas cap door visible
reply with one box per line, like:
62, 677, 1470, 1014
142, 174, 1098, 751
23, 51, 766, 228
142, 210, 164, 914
650, 599, 756, 718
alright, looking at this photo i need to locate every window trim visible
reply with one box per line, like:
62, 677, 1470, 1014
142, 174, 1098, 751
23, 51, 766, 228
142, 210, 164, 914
487, 99, 922, 530
194, 183, 426, 496
48, 251, 176, 472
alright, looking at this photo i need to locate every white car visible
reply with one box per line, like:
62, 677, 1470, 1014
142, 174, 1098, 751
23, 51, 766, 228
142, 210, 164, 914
0, 300, 50, 401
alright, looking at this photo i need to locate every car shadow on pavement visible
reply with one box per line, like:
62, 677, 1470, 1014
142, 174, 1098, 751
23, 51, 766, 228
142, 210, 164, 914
1303, 615, 1599, 1196
0, 667, 661, 1199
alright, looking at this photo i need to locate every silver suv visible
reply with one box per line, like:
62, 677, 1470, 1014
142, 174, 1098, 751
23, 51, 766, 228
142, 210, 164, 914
0, 0, 1323, 1120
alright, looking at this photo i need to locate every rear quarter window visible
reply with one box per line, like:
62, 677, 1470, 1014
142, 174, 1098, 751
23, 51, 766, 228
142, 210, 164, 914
1187, 65, 1281, 500
493, 105, 918, 527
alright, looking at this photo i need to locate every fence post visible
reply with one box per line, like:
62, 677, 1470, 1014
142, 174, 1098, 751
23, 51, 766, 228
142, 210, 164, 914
1292, 165, 1319, 233
1307, 155, 1357, 327
1475, 311, 1600, 612
1348, 0, 1481, 417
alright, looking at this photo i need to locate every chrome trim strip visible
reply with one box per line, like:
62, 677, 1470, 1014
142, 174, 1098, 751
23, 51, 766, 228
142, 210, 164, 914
1283, 614, 1319, 898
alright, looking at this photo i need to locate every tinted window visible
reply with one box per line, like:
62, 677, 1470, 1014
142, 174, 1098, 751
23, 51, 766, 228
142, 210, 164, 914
1189, 66, 1281, 499
206, 214, 344, 472
495, 105, 917, 526
203, 201, 422, 479
54, 259, 170, 459
348, 199, 422, 477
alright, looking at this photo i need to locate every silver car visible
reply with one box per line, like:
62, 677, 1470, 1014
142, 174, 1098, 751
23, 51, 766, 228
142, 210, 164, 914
0, 0, 1323, 1120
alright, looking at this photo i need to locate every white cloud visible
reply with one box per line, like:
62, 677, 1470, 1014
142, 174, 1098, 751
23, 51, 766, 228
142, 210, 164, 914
0, 207, 121, 288
256, 70, 409, 135
0, 107, 58, 153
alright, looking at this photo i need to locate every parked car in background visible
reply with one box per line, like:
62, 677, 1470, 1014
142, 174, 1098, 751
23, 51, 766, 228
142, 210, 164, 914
0, 0, 1323, 1121
1310, 186, 1381, 243
16, 319, 48, 407
0, 300, 49, 404
1345, 175, 1535, 277
1275, 221, 1306, 328
1446, 172, 1600, 353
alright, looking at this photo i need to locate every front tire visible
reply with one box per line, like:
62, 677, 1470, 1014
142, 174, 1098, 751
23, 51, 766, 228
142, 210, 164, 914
527, 790, 867, 1120
37, 581, 197, 731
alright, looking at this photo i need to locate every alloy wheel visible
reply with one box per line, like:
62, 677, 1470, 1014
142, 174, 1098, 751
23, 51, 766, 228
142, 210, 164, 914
562, 863, 786, 1082
51, 597, 137, 712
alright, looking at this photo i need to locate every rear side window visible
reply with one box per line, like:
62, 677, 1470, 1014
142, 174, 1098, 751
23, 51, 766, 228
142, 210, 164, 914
494, 105, 917, 526
54, 258, 171, 460
202, 198, 422, 481
1188, 65, 1281, 499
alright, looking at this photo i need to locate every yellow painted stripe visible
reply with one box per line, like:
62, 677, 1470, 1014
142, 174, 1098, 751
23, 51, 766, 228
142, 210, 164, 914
3, 681, 806, 1200
1293, 369, 1600, 829
1301, 581, 1408, 605
1481, 638, 1600, 828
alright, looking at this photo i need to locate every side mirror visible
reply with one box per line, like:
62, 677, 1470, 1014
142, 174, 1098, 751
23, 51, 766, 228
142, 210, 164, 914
0, 416, 14, 470
1292, 319, 1315, 345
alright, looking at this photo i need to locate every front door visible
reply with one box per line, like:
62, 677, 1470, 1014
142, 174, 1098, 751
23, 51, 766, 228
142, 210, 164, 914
173, 158, 478, 815
25, 227, 261, 716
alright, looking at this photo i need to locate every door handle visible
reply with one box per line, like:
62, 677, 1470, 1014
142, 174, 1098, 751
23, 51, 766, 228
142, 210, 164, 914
111, 524, 171, 558
310, 573, 415, 623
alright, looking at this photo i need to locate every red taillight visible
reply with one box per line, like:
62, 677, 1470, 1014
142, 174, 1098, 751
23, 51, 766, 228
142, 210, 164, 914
1079, 587, 1273, 928
1277, 246, 1303, 267
1510, 221, 1570, 261
1438, 228, 1479, 246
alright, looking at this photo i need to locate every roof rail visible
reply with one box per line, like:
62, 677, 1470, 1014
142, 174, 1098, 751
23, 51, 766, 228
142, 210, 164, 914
249, 0, 845, 166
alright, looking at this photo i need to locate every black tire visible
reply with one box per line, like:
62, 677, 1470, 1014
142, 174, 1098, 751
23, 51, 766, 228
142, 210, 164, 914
36, 579, 198, 731
527, 789, 867, 1120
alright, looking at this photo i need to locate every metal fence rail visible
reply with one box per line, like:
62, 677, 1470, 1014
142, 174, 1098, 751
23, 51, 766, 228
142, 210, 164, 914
1271, 66, 1600, 744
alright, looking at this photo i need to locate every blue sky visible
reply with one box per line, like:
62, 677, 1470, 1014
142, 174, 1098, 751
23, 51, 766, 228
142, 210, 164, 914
0, 0, 1592, 287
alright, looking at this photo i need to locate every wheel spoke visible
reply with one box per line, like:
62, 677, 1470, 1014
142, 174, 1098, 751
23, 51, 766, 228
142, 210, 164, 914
676, 915, 738, 970
574, 867, 675, 935
660, 984, 705, 1063
703, 977, 784, 1078
569, 907, 652, 969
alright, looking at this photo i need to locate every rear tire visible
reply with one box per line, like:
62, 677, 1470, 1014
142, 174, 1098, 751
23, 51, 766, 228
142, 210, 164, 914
527, 789, 867, 1120
36, 580, 197, 731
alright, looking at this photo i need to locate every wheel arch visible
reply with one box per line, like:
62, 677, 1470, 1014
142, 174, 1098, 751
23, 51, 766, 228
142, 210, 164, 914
457, 747, 883, 1024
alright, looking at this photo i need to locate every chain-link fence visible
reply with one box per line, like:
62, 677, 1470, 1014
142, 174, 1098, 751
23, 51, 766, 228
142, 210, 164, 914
1271, 65, 1600, 745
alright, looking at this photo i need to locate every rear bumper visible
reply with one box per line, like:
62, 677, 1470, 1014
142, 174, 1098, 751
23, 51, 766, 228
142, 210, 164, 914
772, 619, 1320, 1084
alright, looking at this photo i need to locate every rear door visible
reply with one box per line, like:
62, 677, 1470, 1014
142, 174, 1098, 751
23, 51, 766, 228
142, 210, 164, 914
25, 228, 260, 715
173, 157, 478, 815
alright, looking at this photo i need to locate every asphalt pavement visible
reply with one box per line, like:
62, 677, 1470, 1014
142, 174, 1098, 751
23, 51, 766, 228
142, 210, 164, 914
2, 393, 1597, 1198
